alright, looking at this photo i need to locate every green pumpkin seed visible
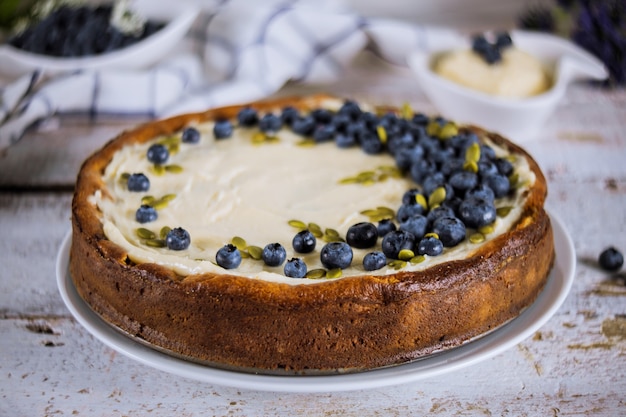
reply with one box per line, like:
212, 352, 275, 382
463, 160, 479, 173
297, 139, 316, 147
478, 224, 495, 235
424, 232, 439, 239
158, 135, 180, 146
410, 255, 426, 264
469, 233, 485, 244
428, 186, 446, 207
136, 228, 156, 239
326, 268, 343, 279
401, 102, 413, 119
165, 164, 183, 173
338, 176, 359, 184
167, 143, 180, 155
151, 164, 166, 176
240, 251, 250, 259
388, 259, 407, 270
288, 219, 307, 229
376, 125, 387, 143
360, 209, 379, 217
120, 172, 130, 180
141, 195, 155, 206
496, 206, 513, 217
251, 132, 267, 144
465, 143, 481, 164
308, 223, 323, 237
426, 121, 440, 137
231, 236, 247, 250
152, 199, 170, 210
325, 228, 340, 239
438, 122, 458, 139
415, 194, 428, 210
145, 238, 166, 248
160, 226, 172, 239
398, 249, 415, 261
376, 206, 395, 217
305, 269, 326, 279
247, 245, 263, 260
161, 194, 177, 202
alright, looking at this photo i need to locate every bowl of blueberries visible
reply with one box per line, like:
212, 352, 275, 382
0, 0, 199, 76
407, 30, 608, 143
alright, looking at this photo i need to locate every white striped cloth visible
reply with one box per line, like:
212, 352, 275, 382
0, 0, 462, 150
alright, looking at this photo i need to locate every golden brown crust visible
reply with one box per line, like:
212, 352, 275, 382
70, 94, 554, 373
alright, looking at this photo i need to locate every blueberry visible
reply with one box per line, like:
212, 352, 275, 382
480, 144, 497, 162
360, 131, 384, 154
216, 244, 242, 269
335, 133, 356, 148
331, 113, 351, 132
394, 144, 424, 171
410, 159, 437, 184
399, 215, 428, 239
432, 216, 467, 247
388, 133, 417, 157
478, 161, 499, 177
166, 227, 191, 251
495, 31, 513, 49
135, 205, 157, 223
320, 242, 353, 269
495, 157, 514, 176
346, 222, 378, 249
181, 127, 200, 143
146, 144, 169, 164
599, 247, 624, 272
402, 189, 425, 206
313, 124, 336, 142
237, 107, 259, 126
466, 184, 495, 203
291, 116, 316, 136
262, 242, 287, 267
292, 230, 316, 253
311, 108, 334, 124
483, 174, 510, 198
449, 171, 478, 194
426, 206, 456, 226
396, 203, 425, 222
284, 258, 307, 278
338, 100, 361, 120
377, 219, 397, 237
440, 158, 465, 177
422, 172, 446, 197
381, 230, 416, 259
127, 173, 150, 192
213, 119, 233, 139
280, 106, 299, 126
417, 236, 444, 256
259, 114, 282, 133
363, 251, 387, 271
458, 196, 496, 229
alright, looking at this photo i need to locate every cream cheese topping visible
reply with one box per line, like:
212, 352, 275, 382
433, 48, 550, 98
93, 113, 535, 285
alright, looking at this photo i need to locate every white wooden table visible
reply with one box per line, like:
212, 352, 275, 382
1, 52, 625, 416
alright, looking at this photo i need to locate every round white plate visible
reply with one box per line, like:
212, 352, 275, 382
57, 211, 575, 393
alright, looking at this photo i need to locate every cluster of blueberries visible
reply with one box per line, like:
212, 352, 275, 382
9, 4, 164, 57
130, 99, 518, 278
471, 31, 513, 64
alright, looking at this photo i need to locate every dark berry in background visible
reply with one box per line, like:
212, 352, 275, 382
598, 247, 624, 272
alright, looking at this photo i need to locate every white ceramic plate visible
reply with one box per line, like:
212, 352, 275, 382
0, 0, 199, 77
57, 211, 575, 393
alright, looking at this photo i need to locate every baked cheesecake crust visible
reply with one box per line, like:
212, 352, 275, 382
70, 95, 554, 373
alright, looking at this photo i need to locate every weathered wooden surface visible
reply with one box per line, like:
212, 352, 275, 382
1, 52, 625, 416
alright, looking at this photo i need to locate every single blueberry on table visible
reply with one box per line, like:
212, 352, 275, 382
417, 236, 444, 256
458, 196, 497, 229
320, 242, 353, 269
259, 113, 282, 133
166, 227, 191, 251
432, 216, 467, 247
181, 126, 200, 144
135, 204, 158, 223
292, 230, 316, 254
284, 258, 307, 278
262, 242, 287, 267
363, 251, 387, 271
237, 107, 259, 127
346, 222, 378, 249
381, 230, 416, 259
599, 247, 624, 272
127, 173, 150, 192
399, 214, 428, 240
146, 144, 169, 164
216, 244, 242, 269
377, 219, 397, 237
213, 119, 233, 139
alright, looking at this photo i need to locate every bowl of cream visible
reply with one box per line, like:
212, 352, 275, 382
407, 30, 608, 142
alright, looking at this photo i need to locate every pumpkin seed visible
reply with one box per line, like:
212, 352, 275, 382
251, 132, 266, 144
410, 255, 426, 264
469, 233, 485, 244
376, 206, 395, 217
136, 228, 156, 239
151, 164, 165, 176
141, 195, 155, 206
376, 125, 387, 143
240, 251, 250, 259
360, 209, 379, 217
308, 223, 323, 237
158, 136, 180, 146
465, 143, 481, 164
415, 194, 428, 210
326, 268, 343, 279
120, 172, 130, 180
296, 139, 316, 147
231, 236, 247, 250
152, 198, 170, 210
167, 143, 180, 155
439, 122, 458, 139
145, 238, 166, 248
160, 226, 171, 239
247, 245, 263, 260
496, 206, 513, 217
325, 228, 340, 239
338, 176, 359, 184
478, 224, 494, 235
426, 121, 440, 137
161, 194, 177, 202
398, 249, 415, 261
305, 269, 326, 279
165, 164, 183, 173
388, 259, 407, 270
463, 160, 479, 173
401, 102, 413, 119
288, 219, 307, 229
428, 186, 446, 207
424, 232, 439, 239
508, 172, 520, 188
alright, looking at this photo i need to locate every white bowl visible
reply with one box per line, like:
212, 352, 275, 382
407, 30, 608, 142
0, 0, 199, 77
